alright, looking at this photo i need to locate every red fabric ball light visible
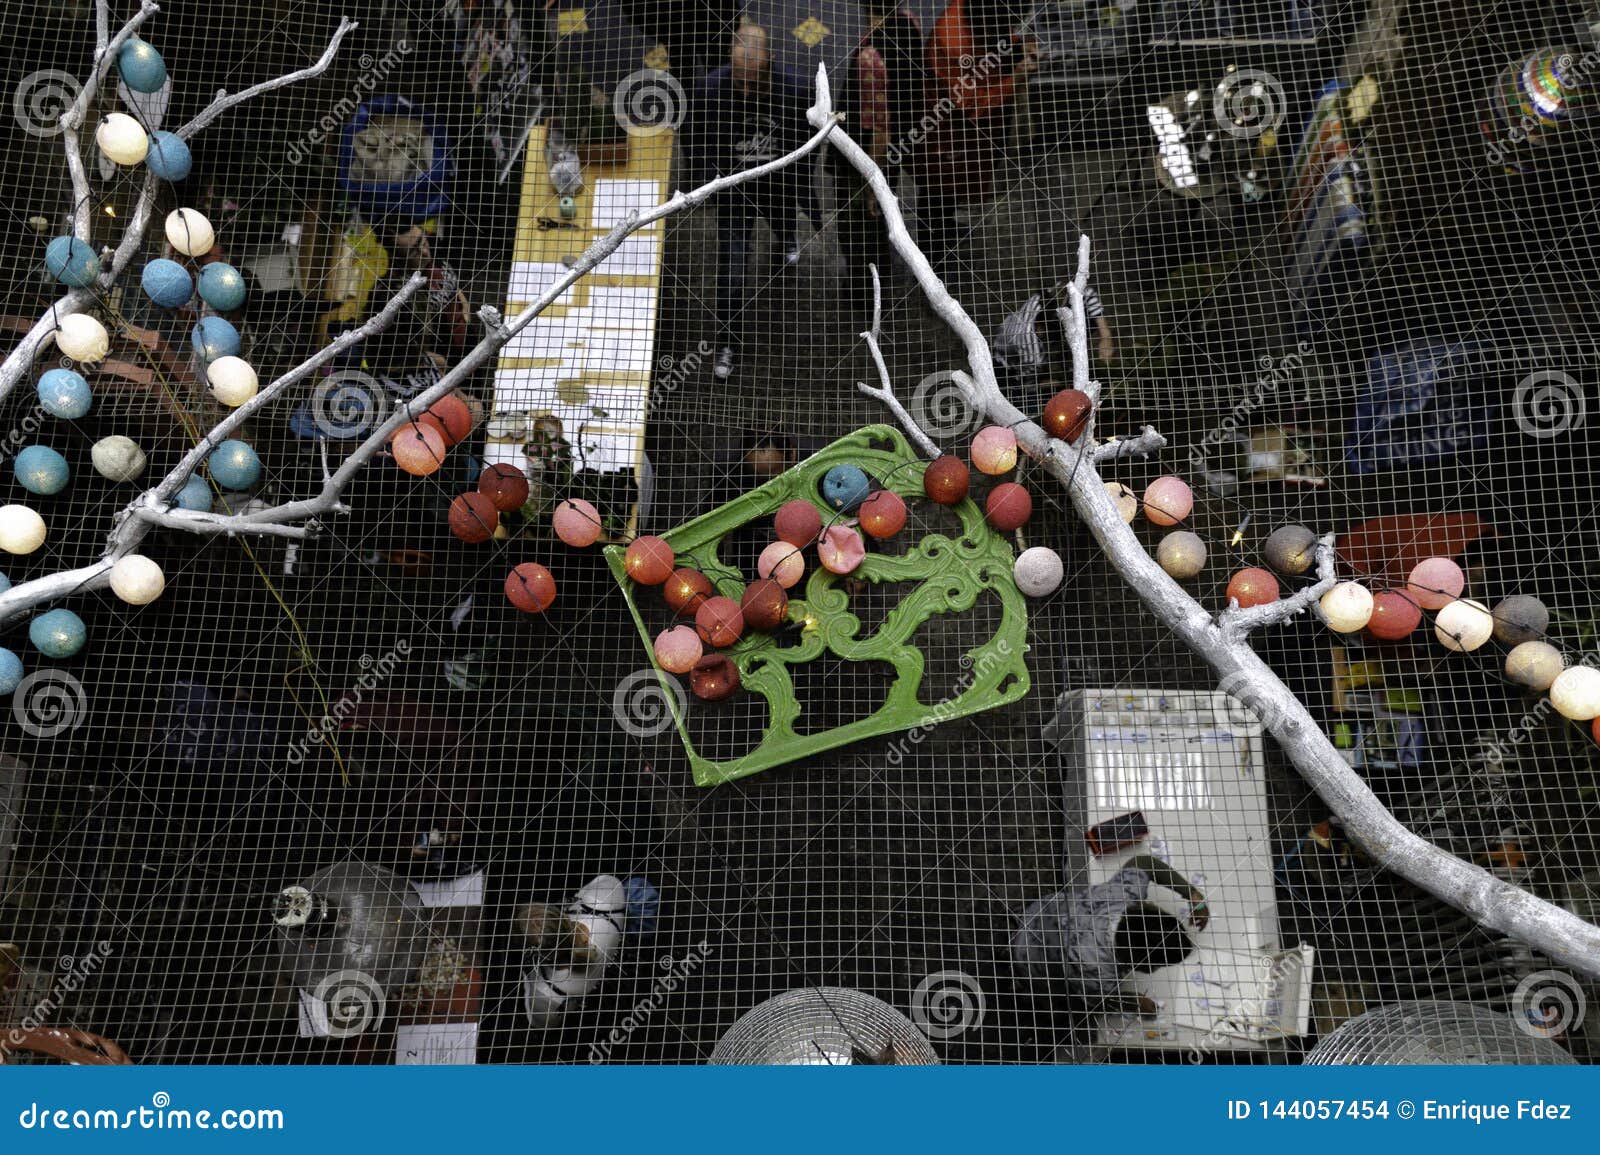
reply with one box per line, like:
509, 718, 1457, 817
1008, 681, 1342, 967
773, 499, 822, 547
448, 492, 498, 543
740, 578, 790, 631
663, 568, 713, 616
690, 653, 741, 701
923, 455, 970, 505
1043, 389, 1092, 442
985, 482, 1033, 531
478, 463, 530, 512
858, 490, 907, 539
424, 393, 474, 447
695, 596, 745, 648
654, 625, 703, 674
624, 535, 675, 585
1226, 567, 1280, 609
1368, 589, 1423, 641
504, 562, 556, 613
552, 498, 603, 548
391, 422, 446, 476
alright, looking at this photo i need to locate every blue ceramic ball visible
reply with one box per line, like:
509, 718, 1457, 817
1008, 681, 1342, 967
36, 369, 92, 419
44, 235, 100, 288
197, 262, 246, 311
209, 439, 261, 489
175, 474, 212, 511
141, 258, 193, 308
13, 445, 70, 496
822, 464, 871, 512
0, 649, 21, 695
118, 37, 167, 93
191, 315, 241, 362
30, 608, 86, 658
145, 130, 191, 181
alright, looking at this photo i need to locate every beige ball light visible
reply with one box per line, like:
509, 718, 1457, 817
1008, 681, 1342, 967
1550, 666, 1600, 721
1505, 641, 1564, 692
56, 313, 109, 362
1319, 581, 1373, 633
91, 435, 147, 483
164, 208, 215, 257
109, 554, 166, 605
1434, 598, 1493, 652
95, 112, 149, 164
206, 356, 258, 407
0, 505, 46, 555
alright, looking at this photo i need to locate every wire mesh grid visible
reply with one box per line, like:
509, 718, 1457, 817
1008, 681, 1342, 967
0, 0, 1597, 1065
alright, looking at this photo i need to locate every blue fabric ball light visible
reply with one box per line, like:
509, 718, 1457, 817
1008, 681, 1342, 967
45, 235, 100, 288
145, 130, 191, 181
30, 608, 86, 658
821, 464, 871, 512
36, 369, 92, 419
197, 262, 247, 311
175, 474, 213, 511
191, 315, 241, 362
0, 648, 22, 695
0, 570, 10, 594
208, 439, 261, 490
118, 37, 167, 93
141, 258, 193, 308
13, 446, 70, 496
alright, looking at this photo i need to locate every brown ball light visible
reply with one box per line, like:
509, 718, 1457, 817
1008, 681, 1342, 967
423, 393, 474, 447
923, 455, 970, 505
624, 535, 675, 585
773, 499, 822, 547
448, 491, 498, 543
663, 567, 713, 616
478, 463, 530, 512
695, 596, 745, 648
505, 562, 556, 613
690, 653, 741, 701
985, 482, 1033, 531
740, 577, 790, 632
1043, 388, 1092, 442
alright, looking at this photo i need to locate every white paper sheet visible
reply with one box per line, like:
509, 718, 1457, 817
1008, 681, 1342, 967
590, 178, 662, 228
396, 1021, 479, 1065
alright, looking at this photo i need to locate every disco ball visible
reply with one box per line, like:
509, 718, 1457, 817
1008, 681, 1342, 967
709, 987, 940, 1065
1304, 1001, 1577, 1065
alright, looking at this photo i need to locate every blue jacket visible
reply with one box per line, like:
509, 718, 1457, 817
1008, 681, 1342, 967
683, 63, 811, 213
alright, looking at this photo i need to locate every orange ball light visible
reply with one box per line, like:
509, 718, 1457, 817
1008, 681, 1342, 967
741, 577, 789, 631
391, 422, 447, 476
624, 535, 675, 584
1226, 567, 1280, 609
923, 455, 970, 505
690, 653, 741, 701
478, 463, 530, 511
858, 489, 907, 539
663, 568, 714, 616
970, 426, 1018, 475
1142, 475, 1192, 526
1367, 590, 1422, 641
448, 491, 498, 543
985, 482, 1032, 531
552, 498, 603, 548
504, 562, 556, 613
817, 525, 867, 574
654, 625, 703, 674
758, 540, 806, 588
1043, 389, 1092, 442
773, 499, 822, 547
424, 393, 474, 447
695, 596, 745, 647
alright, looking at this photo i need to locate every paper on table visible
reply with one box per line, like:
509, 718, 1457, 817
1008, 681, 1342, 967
410, 869, 486, 909
587, 286, 659, 329
505, 320, 584, 362
596, 233, 659, 277
396, 1021, 479, 1065
583, 329, 654, 374
591, 178, 662, 228
506, 261, 577, 308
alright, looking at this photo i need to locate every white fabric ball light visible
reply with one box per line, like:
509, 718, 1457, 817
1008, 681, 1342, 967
1550, 666, 1600, 721
91, 435, 147, 483
1103, 481, 1138, 524
110, 554, 165, 605
1013, 546, 1064, 598
1319, 581, 1373, 633
0, 505, 46, 555
1434, 598, 1493, 652
56, 313, 109, 362
1505, 641, 1564, 692
206, 356, 258, 407
95, 112, 149, 164
164, 208, 215, 257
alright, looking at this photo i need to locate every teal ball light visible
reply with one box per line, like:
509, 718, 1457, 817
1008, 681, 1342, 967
821, 464, 871, 512
145, 130, 191, 181
0, 648, 22, 694
13, 445, 70, 496
208, 439, 261, 489
118, 37, 168, 93
191, 315, 241, 362
30, 608, 86, 658
197, 262, 247, 311
141, 258, 193, 308
175, 474, 213, 510
36, 369, 92, 419
45, 235, 100, 288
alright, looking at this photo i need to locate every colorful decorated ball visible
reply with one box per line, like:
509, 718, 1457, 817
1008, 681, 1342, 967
118, 36, 168, 92
654, 625, 703, 674
985, 482, 1032, 531
1157, 530, 1206, 579
505, 562, 557, 613
740, 577, 790, 631
191, 315, 240, 362
1506, 641, 1564, 691
552, 498, 602, 547
818, 525, 867, 574
695, 596, 745, 648
971, 426, 1018, 475
30, 608, 86, 658
758, 540, 805, 589
45, 235, 100, 288
13, 445, 69, 496
36, 368, 91, 419
91, 435, 146, 483
390, 423, 445, 477
857, 490, 907, 540
197, 262, 247, 311
56, 313, 109, 362
96, 112, 148, 165
1262, 525, 1318, 576
206, 356, 258, 407
774, 499, 822, 547
1367, 590, 1422, 641
1014, 546, 1064, 597
207, 438, 260, 489
0, 505, 47, 555
1043, 388, 1092, 442
1226, 567, 1280, 609
1406, 557, 1465, 611
1435, 598, 1494, 652
423, 393, 474, 447
109, 554, 165, 605
821, 464, 871, 512
145, 130, 192, 181
1104, 481, 1138, 523
1319, 581, 1374, 633
479, 463, 531, 512
924, 455, 970, 505
1143, 476, 1193, 527
448, 492, 498, 543
1550, 665, 1600, 721
0, 649, 21, 695
141, 257, 193, 308
1491, 594, 1549, 646
174, 474, 212, 511
624, 536, 675, 585
690, 653, 741, 701
663, 568, 714, 616
164, 209, 214, 257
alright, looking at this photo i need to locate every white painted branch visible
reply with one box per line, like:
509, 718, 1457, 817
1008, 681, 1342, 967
856, 264, 939, 460
1219, 537, 1337, 641
176, 17, 357, 141
809, 73, 1600, 978
133, 507, 310, 539
1092, 426, 1166, 463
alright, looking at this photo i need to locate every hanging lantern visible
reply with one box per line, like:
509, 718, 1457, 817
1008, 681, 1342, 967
817, 526, 866, 574
0, 505, 47, 555
1434, 598, 1493, 652
654, 625, 703, 674
821, 464, 871, 512
118, 37, 168, 92
91, 435, 147, 483
479, 463, 531, 512
1550, 666, 1600, 720
552, 498, 603, 547
45, 235, 100, 287
758, 540, 805, 589
1505, 641, 1564, 691
1406, 557, 1464, 611
624, 536, 675, 585
1013, 546, 1063, 597
145, 130, 192, 181
663, 568, 713, 616
1157, 531, 1206, 580
13, 445, 69, 496
1142, 476, 1193, 527
985, 483, 1032, 531
857, 490, 907, 539
774, 499, 822, 546
29, 608, 86, 658
391, 424, 446, 477
206, 356, 258, 407
140, 257, 193, 308
36, 368, 92, 418
1043, 388, 1092, 442
694, 596, 745, 648
970, 426, 1018, 475
207, 439, 261, 489
1262, 524, 1318, 576
923, 455, 969, 505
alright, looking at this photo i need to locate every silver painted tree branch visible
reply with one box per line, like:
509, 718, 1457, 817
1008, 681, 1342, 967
805, 66, 1600, 977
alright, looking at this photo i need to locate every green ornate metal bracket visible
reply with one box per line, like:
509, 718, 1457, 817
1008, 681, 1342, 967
605, 425, 1031, 787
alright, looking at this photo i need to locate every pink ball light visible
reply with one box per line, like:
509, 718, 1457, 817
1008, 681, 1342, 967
1143, 476, 1193, 527
758, 540, 806, 589
970, 426, 1018, 475
1406, 557, 1465, 611
654, 625, 703, 674
552, 498, 602, 548
817, 525, 866, 574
